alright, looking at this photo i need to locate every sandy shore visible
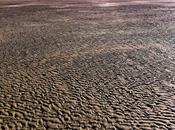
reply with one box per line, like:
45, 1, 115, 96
0, 0, 175, 129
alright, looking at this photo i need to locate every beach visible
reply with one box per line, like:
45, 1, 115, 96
0, 0, 175, 129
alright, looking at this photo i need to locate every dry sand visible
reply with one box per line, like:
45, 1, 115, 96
0, 0, 175, 129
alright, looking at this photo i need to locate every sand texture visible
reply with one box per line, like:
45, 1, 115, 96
0, 0, 175, 129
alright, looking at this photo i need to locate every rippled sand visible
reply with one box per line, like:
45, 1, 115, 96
0, 0, 175, 129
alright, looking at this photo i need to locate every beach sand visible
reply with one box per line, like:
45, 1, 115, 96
0, 0, 175, 129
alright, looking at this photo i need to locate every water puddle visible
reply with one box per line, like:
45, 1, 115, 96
96, 1, 150, 7
95, 0, 175, 7
0, 2, 47, 8
97, 2, 119, 7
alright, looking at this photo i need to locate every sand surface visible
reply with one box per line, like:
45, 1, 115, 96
0, 0, 175, 129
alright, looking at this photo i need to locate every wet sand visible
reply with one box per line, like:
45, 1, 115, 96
0, 0, 175, 129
